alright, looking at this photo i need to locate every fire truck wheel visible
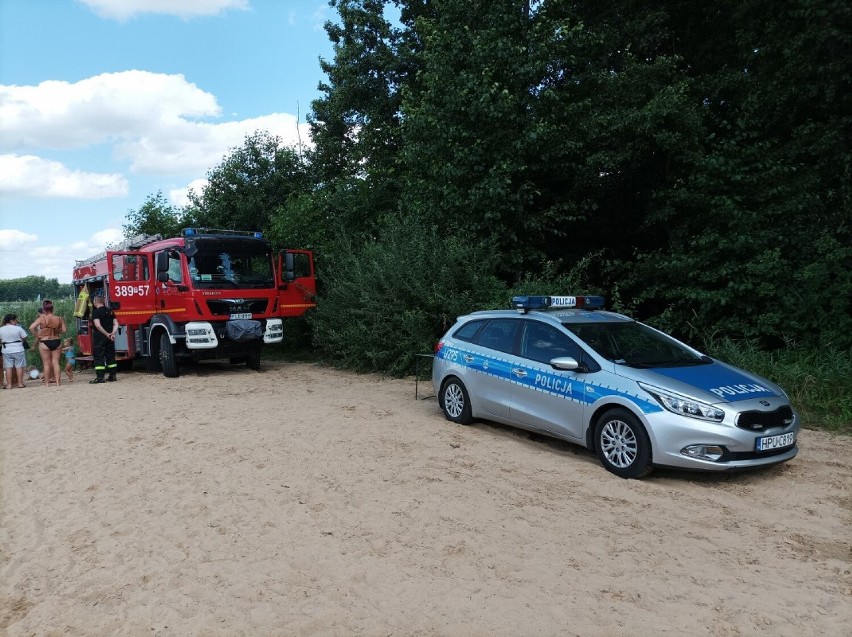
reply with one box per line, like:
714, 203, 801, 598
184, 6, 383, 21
159, 332, 179, 378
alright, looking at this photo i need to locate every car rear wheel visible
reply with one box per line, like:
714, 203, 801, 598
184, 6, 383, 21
595, 408, 653, 479
440, 377, 473, 425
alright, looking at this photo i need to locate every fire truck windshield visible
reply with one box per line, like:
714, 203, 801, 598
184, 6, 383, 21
187, 242, 275, 289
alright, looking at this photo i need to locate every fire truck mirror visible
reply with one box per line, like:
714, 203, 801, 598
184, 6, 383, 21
157, 271, 169, 283
284, 252, 296, 282
155, 251, 169, 274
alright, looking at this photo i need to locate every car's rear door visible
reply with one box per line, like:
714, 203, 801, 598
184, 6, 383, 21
461, 318, 521, 420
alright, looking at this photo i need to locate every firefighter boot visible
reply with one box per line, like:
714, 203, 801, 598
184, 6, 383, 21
90, 378, 105, 384
107, 373, 117, 382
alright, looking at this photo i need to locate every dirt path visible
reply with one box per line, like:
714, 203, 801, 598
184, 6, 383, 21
1, 362, 850, 636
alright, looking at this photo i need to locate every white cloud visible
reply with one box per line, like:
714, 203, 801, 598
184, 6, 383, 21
169, 178, 209, 207
118, 112, 311, 175
80, 0, 249, 21
0, 155, 128, 198
0, 228, 124, 283
0, 229, 38, 251
91, 228, 125, 247
0, 71, 311, 178
0, 71, 221, 151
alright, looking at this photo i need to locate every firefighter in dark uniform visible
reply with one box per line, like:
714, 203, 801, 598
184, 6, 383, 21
90, 294, 118, 383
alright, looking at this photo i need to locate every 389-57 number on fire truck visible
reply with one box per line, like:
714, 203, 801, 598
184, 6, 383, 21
115, 285, 151, 297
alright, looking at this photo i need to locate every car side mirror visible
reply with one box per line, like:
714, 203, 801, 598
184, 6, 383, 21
550, 356, 582, 371
157, 271, 169, 283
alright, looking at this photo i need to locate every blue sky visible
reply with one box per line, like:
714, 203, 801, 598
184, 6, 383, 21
0, 0, 336, 283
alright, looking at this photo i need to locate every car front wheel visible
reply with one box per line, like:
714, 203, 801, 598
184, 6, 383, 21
440, 377, 473, 425
595, 408, 653, 479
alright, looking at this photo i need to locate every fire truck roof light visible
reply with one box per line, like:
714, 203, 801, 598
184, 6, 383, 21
511, 295, 606, 313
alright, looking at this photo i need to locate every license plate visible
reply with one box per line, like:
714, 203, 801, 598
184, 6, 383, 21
230, 313, 252, 320
755, 432, 795, 451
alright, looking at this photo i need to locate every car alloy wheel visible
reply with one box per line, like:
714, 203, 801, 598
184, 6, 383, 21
595, 408, 653, 479
440, 377, 473, 425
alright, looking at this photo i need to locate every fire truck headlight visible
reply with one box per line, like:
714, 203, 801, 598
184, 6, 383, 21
264, 318, 284, 343
184, 322, 218, 349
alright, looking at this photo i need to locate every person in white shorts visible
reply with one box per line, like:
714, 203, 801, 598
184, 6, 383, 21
0, 313, 29, 389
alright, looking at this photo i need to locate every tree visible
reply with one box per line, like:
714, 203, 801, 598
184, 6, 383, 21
185, 131, 309, 233
401, 0, 543, 274
618, 0, 852, 347
123, 191, 186, 239
299, 0, 414, 259
0, 276, 72, 302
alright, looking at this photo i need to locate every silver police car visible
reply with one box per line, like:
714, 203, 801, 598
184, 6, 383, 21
432, 295, 799, 478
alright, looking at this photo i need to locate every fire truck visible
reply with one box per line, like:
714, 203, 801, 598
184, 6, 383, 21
71, 228, 316, 377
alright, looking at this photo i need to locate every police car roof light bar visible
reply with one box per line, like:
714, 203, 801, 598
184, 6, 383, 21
511, 295, 606, 313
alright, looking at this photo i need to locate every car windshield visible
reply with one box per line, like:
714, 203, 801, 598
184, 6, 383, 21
188, 243, 274, 289
564, 321, 710, 368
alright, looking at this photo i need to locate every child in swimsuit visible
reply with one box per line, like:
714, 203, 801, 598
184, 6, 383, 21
62, 337, 76, 382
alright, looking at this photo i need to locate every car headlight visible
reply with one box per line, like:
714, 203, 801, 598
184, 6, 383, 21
639, 383, 725, 422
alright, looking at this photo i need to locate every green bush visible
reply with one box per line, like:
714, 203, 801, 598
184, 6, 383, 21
309, 221, 506, 375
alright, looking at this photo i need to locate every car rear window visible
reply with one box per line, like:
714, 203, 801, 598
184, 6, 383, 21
474, 319, 519, 354
453, 319, 487, 342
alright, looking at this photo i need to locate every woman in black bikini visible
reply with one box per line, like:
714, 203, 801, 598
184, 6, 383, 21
29, 300, 66, 387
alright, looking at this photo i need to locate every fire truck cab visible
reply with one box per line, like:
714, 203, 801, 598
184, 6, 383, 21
72, 228, 316, 377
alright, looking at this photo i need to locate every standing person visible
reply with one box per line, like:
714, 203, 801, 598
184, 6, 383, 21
62, 337, 76, 382
29, 300, 66, 387
0, 313, 28, 389
90, 295, 118, 383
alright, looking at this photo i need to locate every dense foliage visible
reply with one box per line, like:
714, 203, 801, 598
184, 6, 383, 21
107, 0, 849, 425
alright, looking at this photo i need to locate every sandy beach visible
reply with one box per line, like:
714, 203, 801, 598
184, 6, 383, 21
1, 361, 850, 636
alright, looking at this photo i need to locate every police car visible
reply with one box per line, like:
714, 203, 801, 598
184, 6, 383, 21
432, 295, 798, 478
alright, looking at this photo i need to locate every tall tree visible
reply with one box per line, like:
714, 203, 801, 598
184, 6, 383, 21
302, 0, 412, 257
186, 131, 308, 233
401, 0, 542, 273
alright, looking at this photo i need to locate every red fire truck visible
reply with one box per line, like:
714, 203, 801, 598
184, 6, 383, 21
71, 228, 316, 377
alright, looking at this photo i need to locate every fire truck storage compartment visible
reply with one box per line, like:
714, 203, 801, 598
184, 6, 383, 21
115, 325, 129, 351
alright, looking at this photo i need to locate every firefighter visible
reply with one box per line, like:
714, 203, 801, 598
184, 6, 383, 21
90, 294, 118, 384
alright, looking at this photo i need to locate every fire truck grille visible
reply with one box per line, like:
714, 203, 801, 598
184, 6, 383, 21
207, 299, 268, 317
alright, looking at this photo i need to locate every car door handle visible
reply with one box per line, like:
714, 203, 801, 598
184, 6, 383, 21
512, 368, 527, 378
463, 355, 474, 363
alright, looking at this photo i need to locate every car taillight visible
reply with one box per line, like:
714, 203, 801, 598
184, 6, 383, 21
434, 341, 444, 355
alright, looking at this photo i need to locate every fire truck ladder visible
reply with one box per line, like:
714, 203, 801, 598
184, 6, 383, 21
74, 233, 163, 268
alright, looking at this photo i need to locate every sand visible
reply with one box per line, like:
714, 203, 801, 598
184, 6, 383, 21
1, 361, 850, 636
